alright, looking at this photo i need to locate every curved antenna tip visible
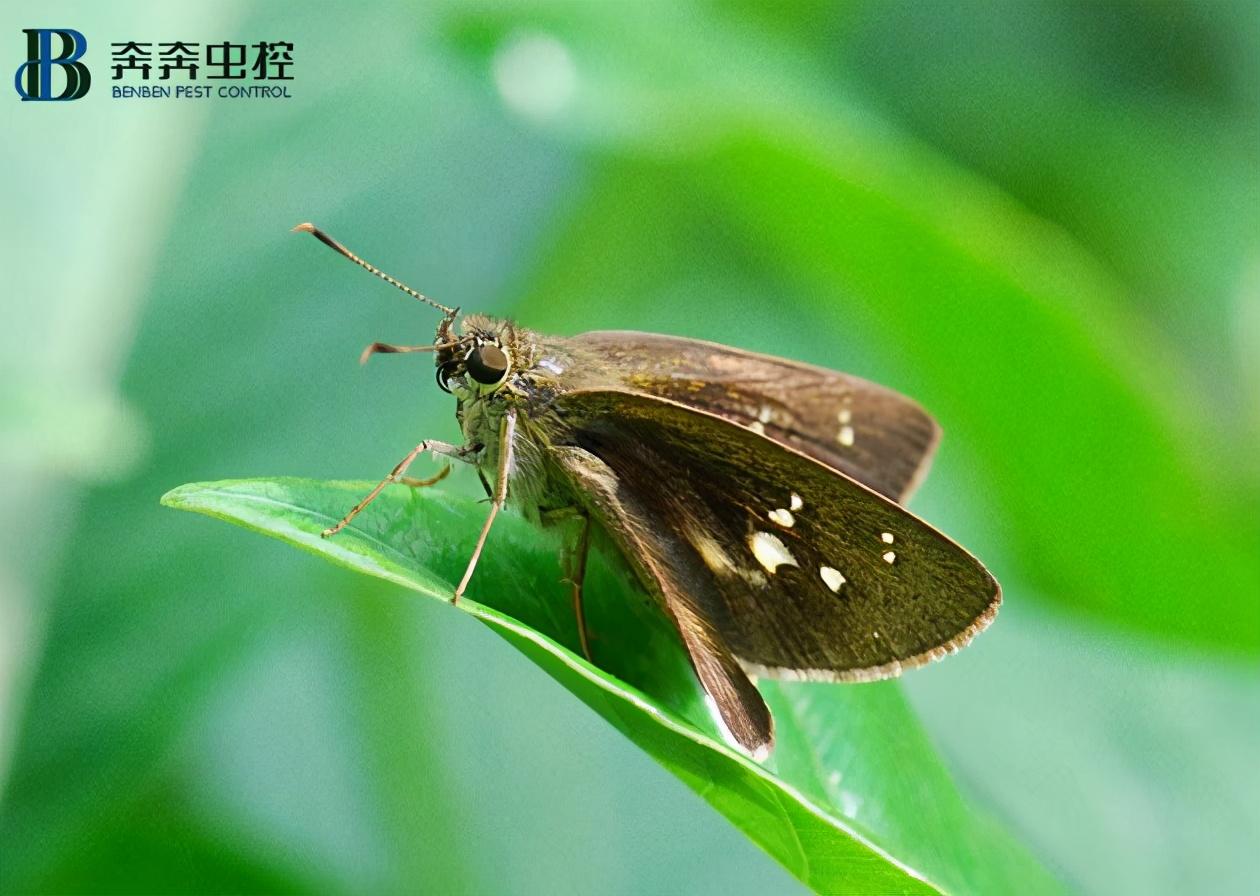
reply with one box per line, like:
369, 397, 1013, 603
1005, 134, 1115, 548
290, 222, 459, 319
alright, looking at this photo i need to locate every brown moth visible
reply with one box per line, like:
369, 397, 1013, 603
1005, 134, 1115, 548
295, 223, 1000, 760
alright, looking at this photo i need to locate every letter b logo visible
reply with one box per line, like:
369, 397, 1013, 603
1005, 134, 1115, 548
15, 29, 91, 101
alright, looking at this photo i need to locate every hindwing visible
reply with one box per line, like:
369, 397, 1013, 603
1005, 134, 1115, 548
554, 390, 999, 682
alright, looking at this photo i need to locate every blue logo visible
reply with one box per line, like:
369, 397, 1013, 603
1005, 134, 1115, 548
15, 28, 91, 101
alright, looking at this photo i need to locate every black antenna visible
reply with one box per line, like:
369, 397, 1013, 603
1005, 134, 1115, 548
292, 222, 458, 320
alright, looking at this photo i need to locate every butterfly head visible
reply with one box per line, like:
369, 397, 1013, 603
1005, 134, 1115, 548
290, 224, 529, 399
435, 318, 514, 396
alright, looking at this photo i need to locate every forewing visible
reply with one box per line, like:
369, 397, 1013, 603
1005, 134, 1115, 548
548, 446, 775, 758
556, 391, 999, 680
563, 331, 940, 502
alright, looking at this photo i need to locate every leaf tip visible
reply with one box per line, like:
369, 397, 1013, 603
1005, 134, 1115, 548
159, 481, 206, 509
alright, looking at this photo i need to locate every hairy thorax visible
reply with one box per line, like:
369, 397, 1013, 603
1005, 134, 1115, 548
456, 374, 579, 525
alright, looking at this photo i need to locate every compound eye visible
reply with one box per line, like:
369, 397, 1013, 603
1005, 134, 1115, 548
436, 359, 460, 393
466, 344, 509, 386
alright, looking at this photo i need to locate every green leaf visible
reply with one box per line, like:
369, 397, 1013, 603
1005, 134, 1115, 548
163, 477, 1059, 895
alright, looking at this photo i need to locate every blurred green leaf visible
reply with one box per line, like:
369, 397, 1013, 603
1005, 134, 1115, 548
906, 596, 1260, 896
835, 0, 1260, 371
163, 477, 1060, 895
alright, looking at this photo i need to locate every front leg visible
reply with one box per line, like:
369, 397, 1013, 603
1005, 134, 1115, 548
322, 439, 474, 538
453, 408, 516, 604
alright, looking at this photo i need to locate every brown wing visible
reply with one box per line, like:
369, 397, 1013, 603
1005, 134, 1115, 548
554, 390, 999, 683
548, 445, 775, 759
562, 331, 940, 503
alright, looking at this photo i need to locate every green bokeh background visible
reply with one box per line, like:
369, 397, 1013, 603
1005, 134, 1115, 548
2, 2, 1257, 894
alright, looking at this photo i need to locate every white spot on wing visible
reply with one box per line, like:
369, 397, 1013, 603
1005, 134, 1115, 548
690, 530, 736, 577
837, 408, 852, 425
693, 529, 769, 587
881, 532, 895, 544
767, 508, 795, 528
838, 425, 855, 447
749, 420, 765, 435
749, 531, 798, 573
882, 550, 897, 564
820, 566, 845, 592
790, 492, 803, 511
757, 405, 773, 424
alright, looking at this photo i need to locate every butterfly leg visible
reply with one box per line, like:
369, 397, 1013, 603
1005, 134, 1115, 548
568, 513, 592, 661
542, 507, 593, 662
399, 464, 451, 489
322, 440, 472, 538
453, 408, 516, 605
